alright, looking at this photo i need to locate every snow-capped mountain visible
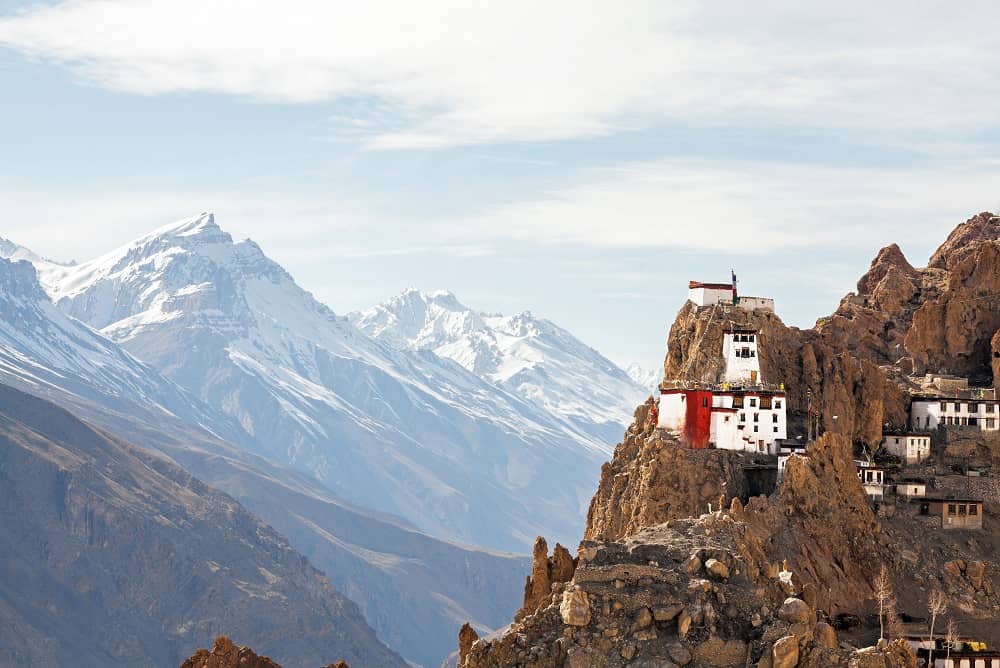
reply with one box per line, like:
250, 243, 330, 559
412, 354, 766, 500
22, 213, 608, 551
350, 288, 649, 444
0, 250, 529, 667
625, 362, 661, 394
0, 254, 248, 446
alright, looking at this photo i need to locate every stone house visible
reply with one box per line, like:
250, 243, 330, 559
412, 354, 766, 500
919, 497, 984, 530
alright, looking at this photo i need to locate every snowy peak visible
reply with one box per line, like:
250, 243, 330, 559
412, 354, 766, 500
351, 289, 648, 429
625, 363, 661, 393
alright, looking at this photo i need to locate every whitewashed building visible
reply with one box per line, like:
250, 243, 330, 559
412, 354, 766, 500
911, 397, 1000, 432
855, 462, 885, 500
897, 481, 927, 498
688, 281, 736, 308
687, 277, 775, 313
658, 326, 787, 453
882, 433, 932, 465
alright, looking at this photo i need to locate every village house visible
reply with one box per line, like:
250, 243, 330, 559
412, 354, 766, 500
911, 395, 1000, 432
919, 497, 984, 530
659, 323, 787, 453
882, 432, 932, 465
855, 461, 886, 500
904, 631, 1000, 668
896, 478, 928, 498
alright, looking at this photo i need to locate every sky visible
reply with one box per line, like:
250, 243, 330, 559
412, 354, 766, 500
2, 1, 1000, 371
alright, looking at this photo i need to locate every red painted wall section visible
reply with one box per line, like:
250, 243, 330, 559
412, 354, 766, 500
684, 390, 713, 448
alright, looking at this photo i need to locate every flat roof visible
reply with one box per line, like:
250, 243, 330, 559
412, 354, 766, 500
912, 395, 999, 403
689, 281, 733, 290
922, 497, 983, 503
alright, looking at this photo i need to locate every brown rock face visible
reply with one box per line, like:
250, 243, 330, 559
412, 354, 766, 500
179, 637, 284, 668
180, 637, 351, 668
585, 419, 750, 541
992, 329, 1000, 387
458, 623, 479, 667
856, 242, 918, 291
521, 537, 578, 615
928, 211, 1000, 269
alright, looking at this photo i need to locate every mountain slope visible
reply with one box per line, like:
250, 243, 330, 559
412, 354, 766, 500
0, 254, 528, 667
350, 288, 648, 444
0, 382, 406, 668
26, 213, 608, 551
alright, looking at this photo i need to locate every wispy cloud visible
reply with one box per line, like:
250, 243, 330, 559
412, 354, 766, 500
453, 160, 1000, 254
2, 1, 1000, 148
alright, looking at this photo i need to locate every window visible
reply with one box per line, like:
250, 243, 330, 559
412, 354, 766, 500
772, 413, 778, 423
955, 402, 962, 412
970, 417, 979, 426
988, 404, 996, 414
753, 425, 759, 432
739, 413, 746, 422
734, 396, 744, 409
925, 416, 930, 427
971, 403, 980, 413
737, 424, 745, 430
754, 413, 759, 422
750, 398, 757, 407
775, 400, 782, 409
750, 350, 756, 357
724, 415, 730, 423
773, 426, 778, 432
989, 419, 997, 429
958, 504, 967, 516
940, 401, 948, 412
702, 397, 709, 407
948, 504, 957, 514
748, 335, 755, 343
761, 396, 772, 409
970, 504, 979, 516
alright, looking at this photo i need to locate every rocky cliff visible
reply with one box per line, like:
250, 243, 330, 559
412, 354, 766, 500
460, 434, 914, 668
665, 212, 1000, 447
456, 211, 1000, 667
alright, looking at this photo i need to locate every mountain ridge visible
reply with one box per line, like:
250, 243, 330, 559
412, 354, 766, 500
0, 253, 529, 668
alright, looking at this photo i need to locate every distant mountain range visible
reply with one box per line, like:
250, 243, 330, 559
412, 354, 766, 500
0, 382, 407, 668
0, 213, 647, 666
350, 288, 648, 446
0, 252, 527, 667
6, 213, 633, 551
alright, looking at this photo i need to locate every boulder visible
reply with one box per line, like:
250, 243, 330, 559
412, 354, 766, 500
653, 603, 684, 622
705, 558, 730, 580
631, 607, 653, 633
771, 635, 799, 668
559, 588, 591, 627
814, 621, 837, 649
967, 561, 986, 590
777, 597, 812, 624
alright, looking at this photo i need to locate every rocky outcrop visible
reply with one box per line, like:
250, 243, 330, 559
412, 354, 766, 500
461, 435, 905, 667
522, 537, 578, 615
180, 637, 283, 668
928, 211, 1000, 269
586, 426, 882, 612
458, 624, 479, 667
585, 410, 751, 541
180, 637, 350, 668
